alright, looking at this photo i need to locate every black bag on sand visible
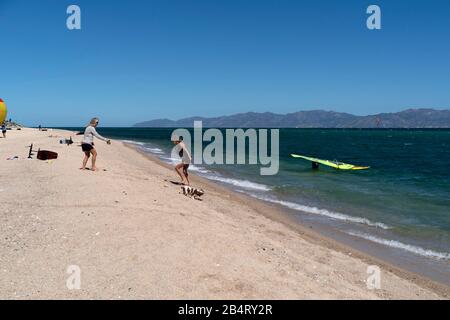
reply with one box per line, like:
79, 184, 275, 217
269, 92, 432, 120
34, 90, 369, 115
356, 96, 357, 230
37, 150, 58, 161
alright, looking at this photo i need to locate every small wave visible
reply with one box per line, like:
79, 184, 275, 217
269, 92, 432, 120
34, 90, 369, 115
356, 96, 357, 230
189, 165, 211, 174
249, 195, 391, 229
160, 156, 178, 163
206, 176, 271, 191
348, 231, 450, 260
121, 140, 146, 146
144, 147, 164, 154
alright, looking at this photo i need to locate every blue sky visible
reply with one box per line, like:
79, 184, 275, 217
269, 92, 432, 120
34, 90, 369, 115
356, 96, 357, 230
1, 0, 449, 126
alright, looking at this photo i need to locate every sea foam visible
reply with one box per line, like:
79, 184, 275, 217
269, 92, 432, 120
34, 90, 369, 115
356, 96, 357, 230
205, 176, 272, 191
248, 194, 391, 230
144, 147, 164, 154
348, 231, 450, 260
121, 140, 146, 146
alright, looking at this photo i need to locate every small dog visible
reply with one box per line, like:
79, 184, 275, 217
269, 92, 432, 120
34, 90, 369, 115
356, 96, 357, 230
181, 186, 205, 201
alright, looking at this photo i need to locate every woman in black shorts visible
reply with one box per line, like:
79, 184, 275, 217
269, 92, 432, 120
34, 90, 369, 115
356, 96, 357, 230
80, 118, 111, 171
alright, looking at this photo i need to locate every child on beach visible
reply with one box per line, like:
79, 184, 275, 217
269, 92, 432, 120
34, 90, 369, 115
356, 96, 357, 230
1, 122, 6, 138
172, 135, 192, 186
80, 118, 111, 171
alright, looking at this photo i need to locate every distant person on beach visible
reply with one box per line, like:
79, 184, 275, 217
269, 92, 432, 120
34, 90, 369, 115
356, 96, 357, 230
80, 117, 111, 171
38, 125, 41, 131
172, 135, 191, 186
1, 122, 6, 138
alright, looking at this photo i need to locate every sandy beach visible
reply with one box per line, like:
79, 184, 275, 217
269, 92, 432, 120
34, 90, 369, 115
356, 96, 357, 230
0, 128, 448, 299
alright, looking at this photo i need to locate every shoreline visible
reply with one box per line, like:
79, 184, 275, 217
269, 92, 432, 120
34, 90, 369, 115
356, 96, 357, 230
126, 143, 450, 297
1, 127, 448, 299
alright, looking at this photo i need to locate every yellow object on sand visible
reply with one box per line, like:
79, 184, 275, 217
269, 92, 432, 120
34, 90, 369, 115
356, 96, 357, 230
0, 98, 7, 124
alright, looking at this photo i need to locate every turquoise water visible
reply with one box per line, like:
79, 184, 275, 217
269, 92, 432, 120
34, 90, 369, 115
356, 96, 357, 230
74, 128, 450, 264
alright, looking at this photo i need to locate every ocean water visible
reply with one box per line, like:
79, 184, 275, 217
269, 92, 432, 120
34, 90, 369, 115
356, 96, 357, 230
69, 127, 450, 278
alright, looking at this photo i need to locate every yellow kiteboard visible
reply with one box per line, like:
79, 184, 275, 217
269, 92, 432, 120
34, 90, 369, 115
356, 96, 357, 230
0, 98, 6, 124
290, 154, 370, 170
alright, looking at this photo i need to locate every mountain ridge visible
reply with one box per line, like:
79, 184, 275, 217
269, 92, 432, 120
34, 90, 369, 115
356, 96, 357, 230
134, 108, 450, 128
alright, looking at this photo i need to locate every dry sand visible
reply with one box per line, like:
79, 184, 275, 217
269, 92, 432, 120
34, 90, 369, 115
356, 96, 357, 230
0, 128, 448, 299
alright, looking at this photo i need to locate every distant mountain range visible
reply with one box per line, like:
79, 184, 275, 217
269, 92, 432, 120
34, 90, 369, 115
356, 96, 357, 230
134, 108, 450, 128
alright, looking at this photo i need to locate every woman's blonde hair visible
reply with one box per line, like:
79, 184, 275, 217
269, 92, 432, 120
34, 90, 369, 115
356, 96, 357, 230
88, 117, 99, 126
